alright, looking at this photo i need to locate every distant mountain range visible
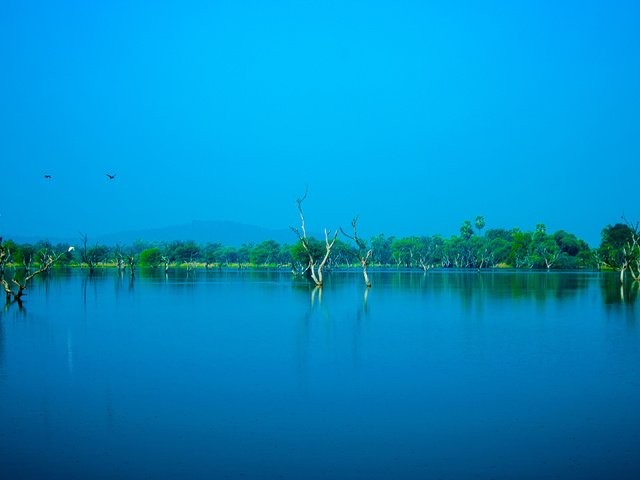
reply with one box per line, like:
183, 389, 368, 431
96, 220, 295, 247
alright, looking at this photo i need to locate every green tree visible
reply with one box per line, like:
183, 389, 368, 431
532, 235, 560, 270
391, 237, 418, 268
487, 237, 511, 266
140, 248, 163, 267
600, 223, 640, 283
415, 235, 443, 271
290, 237, 324, 268
87, 245, 110, 264
552, 230, 591, 269
202, 242, 223, 268
509, 230, 533, 268
460, 220, 474, 241
370, 234, 394, 266
250, 240, 280, 265
173, 241, 200, 264
330, 238, 358, 267
237, 243, 253, 266
13, 243, 37, 269
211, 246, 237, 266
131, 239, 155, 255
52, 243, 75, 266
277, 244, 294, 266
470, 235, 491, 269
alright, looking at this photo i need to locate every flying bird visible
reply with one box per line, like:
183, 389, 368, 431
44, 175, 52, 179
106, 173, 116, 180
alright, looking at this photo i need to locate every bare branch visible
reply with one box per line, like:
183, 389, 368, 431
340, 215, 372, 287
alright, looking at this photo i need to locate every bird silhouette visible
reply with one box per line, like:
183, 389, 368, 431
44, 175, 52, 179
106, 173, 116, 180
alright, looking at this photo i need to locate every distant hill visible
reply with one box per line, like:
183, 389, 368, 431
96, 220, 294, 247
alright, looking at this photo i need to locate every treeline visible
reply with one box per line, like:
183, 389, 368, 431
2, 219, 637, 273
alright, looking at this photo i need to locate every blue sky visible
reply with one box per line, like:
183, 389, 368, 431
1, 0, 639, 246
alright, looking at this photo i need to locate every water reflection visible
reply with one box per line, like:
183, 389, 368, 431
1, 268, 639, 479
376, 270, 603, 304
0, 313, 4, 369
600, 275, 639, 305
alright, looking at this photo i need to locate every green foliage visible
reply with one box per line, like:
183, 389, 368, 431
200, 242, 219, 266
131, 239, 155, 255
599, 223, 640, 273
140, 248, 163, 267
391, 237, 419, 267
290, 237, 324, 265
331, 239, 358, 266
508, 230, 533, 268
370, 234, 394, 265
87, 245, 110, 263
51, 243, 74, 265
485, 229, 514, 242
217, 246, 238, 265
237, 243, 253, 264
460, 220, 474, 241
599, 223, 636, 269
250, 240, 280, 265
165, 240, 200, 263
278, 244, 294, 265
1, 218, 606, 273
14, 243, 37, 267
415, 235, 443, 269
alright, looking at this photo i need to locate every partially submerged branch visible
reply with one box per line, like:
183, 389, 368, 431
2, 247, 73, 303
290, 188, 338, 287
341, 215, 372, 288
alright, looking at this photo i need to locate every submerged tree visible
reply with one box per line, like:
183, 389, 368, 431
123, 251, 137, 278
290, 188, 338, 287
1, 246, 74, 304
341, 216, 372, 287
78, 233, 107, 273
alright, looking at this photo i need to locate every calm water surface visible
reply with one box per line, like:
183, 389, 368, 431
1, 269, 639, 479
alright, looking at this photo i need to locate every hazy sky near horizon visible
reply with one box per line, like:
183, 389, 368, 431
1, 0, 639, 246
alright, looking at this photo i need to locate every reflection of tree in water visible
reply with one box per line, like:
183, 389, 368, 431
1, 297, 29, 369
352, 287, 369, 367
292, 279, 370, 386
81, 270, 103, 312
380, 270, 595, 308
600, 273, 638, 307
0, 312, 4, 368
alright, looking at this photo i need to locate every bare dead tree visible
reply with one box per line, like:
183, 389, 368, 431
114, 244, 127, 272
340, 215, 372, 288
1, 246, 74, 304
125, 252, 137, 278
290, 187, 338, 287
79, 233, 98, 274
161, 255, 170, 274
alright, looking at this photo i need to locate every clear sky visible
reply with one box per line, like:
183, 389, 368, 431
1, 0, 639, 246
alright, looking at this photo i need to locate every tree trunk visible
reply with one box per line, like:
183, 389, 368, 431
362, 261, 371, 288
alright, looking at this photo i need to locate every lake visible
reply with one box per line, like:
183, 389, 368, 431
1, 269, 639, 479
